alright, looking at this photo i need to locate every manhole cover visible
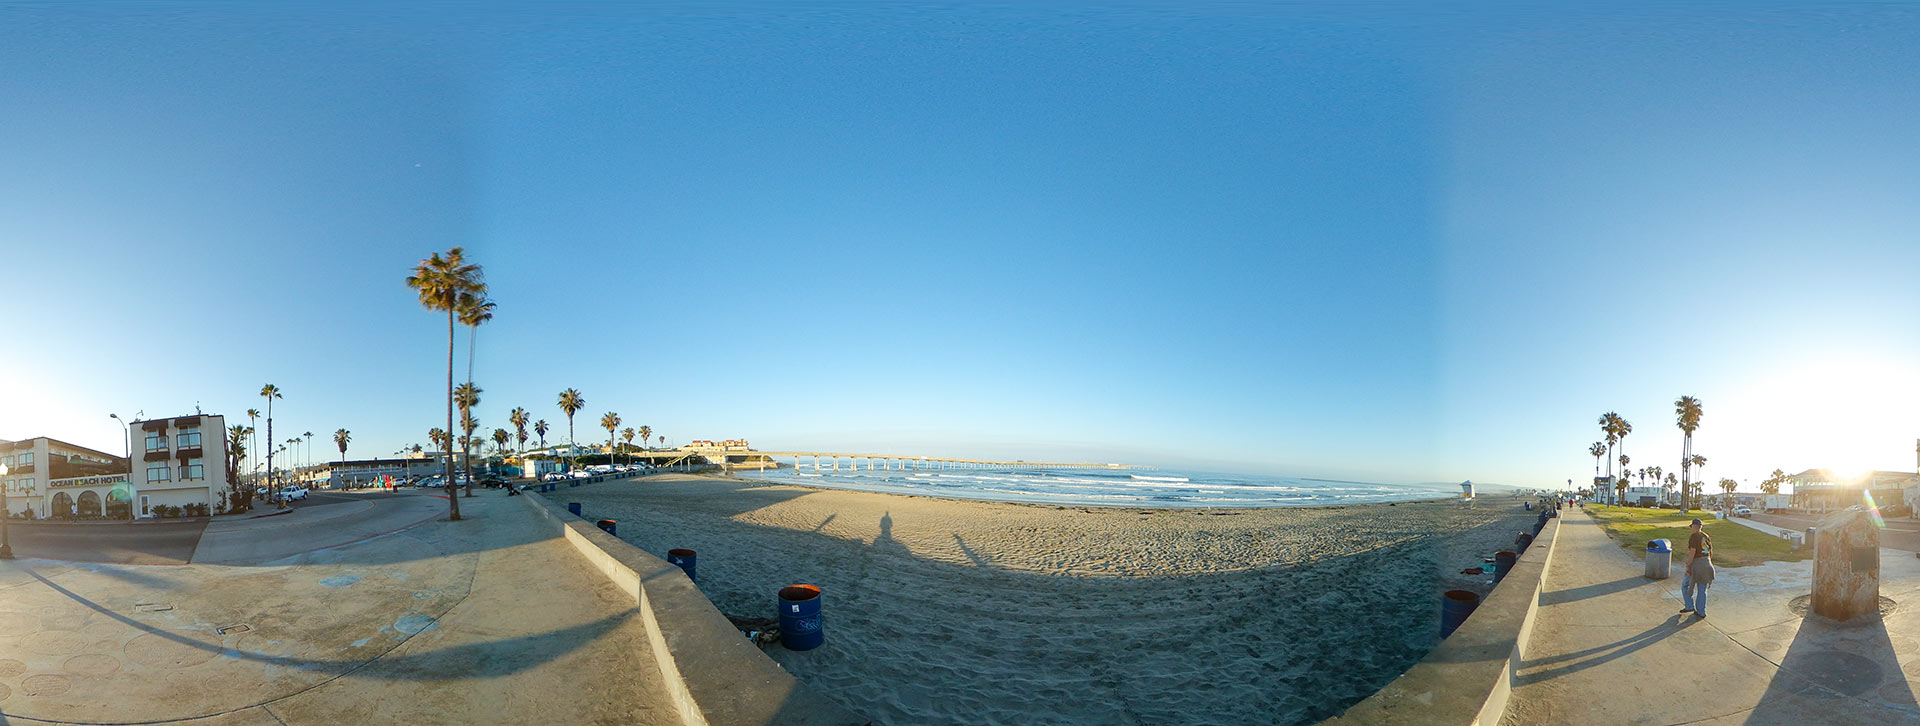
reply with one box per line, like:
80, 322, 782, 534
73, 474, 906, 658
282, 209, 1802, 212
63, 653, 121, 678
134, 602, 173, 613
1741, 575, 1776, 587
1788, 595, 1898, 620
21, 674, 71, 697
0, 659, 27, 677
217, 624, 252, 635
1757, 641, 1787, 653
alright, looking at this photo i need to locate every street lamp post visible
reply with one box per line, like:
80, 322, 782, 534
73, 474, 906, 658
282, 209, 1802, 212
110, 413, 135, 519
1, 462, 13, 559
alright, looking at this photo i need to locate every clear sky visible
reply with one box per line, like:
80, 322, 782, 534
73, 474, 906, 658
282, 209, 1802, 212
3, 4, 1917, 488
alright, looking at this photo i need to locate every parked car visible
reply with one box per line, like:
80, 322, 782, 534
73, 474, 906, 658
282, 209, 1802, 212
541, 472, 566, 482
568, 469, 593, 479
1732, 506, 1752, 517
279, 485, 310, 501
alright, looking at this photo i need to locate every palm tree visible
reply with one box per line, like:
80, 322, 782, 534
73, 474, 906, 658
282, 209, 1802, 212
455, 382, 482, 495
1719, 477, 1739, 514
535, 420, 550, 450
406, 246, 485, 522
492, 428, 511, 465
558, 389, 585, 470
1687, 453, 1708, 510
601, 412, 622, 467
303, 432, 314, 471
1599, 413, 1618, 479
429, 427, 448, 455
656, 435, 664, 448
246, 408, 260, 479
621, 427, 636, 466
457, 292, 495, 395
1662, 473, 1678, 506
259, 384, 281, 501
1675, 395, 1703, 511
638, 425, 652, 452
226, 424, 250, 512
1760, 470, 1784, 496
1589, 442, 1607, 477
1615, 477, 1628, 505
334, 428, 351, 465
509, 407, 530, 453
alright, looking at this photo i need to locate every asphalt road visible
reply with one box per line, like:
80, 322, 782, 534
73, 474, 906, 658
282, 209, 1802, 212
1750, 511, 1920, 552
3, 518, 208, 564
3, 490, 374, 565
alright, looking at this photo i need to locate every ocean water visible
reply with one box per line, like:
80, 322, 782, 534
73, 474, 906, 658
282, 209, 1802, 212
731, 465, 1462, 508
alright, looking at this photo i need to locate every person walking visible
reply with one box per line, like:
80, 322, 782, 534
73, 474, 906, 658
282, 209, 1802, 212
1680, 517, 1715, 618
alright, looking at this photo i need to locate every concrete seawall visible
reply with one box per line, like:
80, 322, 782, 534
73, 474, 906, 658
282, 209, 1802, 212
1321, 516, 1564, 725
520, 493, 868, 726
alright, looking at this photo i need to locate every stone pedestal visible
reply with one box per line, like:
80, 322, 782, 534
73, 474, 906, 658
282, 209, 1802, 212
1812, 506, 1880, 621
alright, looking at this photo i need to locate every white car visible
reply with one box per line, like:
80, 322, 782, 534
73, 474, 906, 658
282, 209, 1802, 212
278, 485, 310, 501
541, 472, 566, 482
568, 469, 593, 479
1732, 506, 1752, 517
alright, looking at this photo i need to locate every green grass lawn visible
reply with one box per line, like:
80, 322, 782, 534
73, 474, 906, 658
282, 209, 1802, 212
1584, 504, 1808, 568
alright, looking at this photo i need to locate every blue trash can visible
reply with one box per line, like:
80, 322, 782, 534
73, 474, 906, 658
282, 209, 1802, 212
668, 549, 697, 582
779, 584, 824, 651
1441, 589, 1480, 638
568, 502, 582, 517
1494, 551, 1517, 583
597, 519, 617, 536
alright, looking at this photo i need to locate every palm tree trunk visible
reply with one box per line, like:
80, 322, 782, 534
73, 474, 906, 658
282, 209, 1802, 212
446, 306, 461, 521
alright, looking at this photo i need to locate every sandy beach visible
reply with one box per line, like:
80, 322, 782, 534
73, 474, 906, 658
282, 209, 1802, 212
552, 473, 1539, 726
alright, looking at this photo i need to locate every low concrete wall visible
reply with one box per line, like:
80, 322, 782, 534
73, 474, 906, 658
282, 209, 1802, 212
520, 494, 868, 726
1321, 515, 1564, 726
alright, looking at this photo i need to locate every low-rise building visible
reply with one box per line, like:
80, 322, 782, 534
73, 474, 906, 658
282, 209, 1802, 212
127, 414, 231, 515
1, 436, 129, 519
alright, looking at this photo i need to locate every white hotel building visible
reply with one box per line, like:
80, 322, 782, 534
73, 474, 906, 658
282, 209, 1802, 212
128, 414, 231, 515
2, 436, 131, 519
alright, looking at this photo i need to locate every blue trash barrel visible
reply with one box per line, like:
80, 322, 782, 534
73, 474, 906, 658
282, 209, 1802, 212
597, 519, 617, 536
1525, 501, 1533, 511
779, 584, 824, 651
668, 548, 697, 582
1442, 589, 1480, 638
1494, 551, 1517, 583
1516, 532, 1534, 551
568, 502, 582, 516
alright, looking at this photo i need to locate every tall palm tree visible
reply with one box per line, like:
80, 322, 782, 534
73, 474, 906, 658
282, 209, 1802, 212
246, 408, 260, 479
1615, 478, 1628, 505
509, 407, 530, 453
458, 293, 495, 396
535, 420, 549, 450
1687, 453, 1708, 509
1599, 413, 1618, 479
638, 425, 652, 452
558, 389, 585, 470
259, 384, 281, 501
429, 427, 448, 455
1719, 478, 1739, 514
1589, 442, 1607, 477
406, 246, 485, 522
1675, 395, 1704, 511
334, 429, 351, 464
455, 382, 482, 493
1662, 472, 1678, 506
601, 412, 621, 467
1760, 470, 1784, 496
303, 432, 314, 471
621, 427, 636, 466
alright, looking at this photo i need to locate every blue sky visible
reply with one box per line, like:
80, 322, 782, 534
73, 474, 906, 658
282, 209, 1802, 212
4, 4, 1918, 487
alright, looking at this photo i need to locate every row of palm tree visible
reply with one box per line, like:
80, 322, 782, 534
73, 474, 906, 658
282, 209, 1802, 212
1586, 397, 1708, 509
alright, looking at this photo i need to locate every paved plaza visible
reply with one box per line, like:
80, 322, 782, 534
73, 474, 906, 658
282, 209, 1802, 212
0, 489, 678, 725
1502, 510, 1920, 725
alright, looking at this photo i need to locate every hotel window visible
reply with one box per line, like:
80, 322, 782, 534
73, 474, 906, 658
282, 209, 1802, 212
180, 458, 204, 480
147, 464, 171, 482
145, 432, 167, 451
177, 430, 202, 448
18, 453, 32, 465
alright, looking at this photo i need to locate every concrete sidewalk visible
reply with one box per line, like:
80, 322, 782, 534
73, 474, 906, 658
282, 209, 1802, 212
0, 490, 679, 725
1501, 511, 1920, 725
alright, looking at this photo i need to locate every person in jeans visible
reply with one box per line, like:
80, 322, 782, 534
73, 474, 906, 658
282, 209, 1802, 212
1679, 518, 1715, 618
